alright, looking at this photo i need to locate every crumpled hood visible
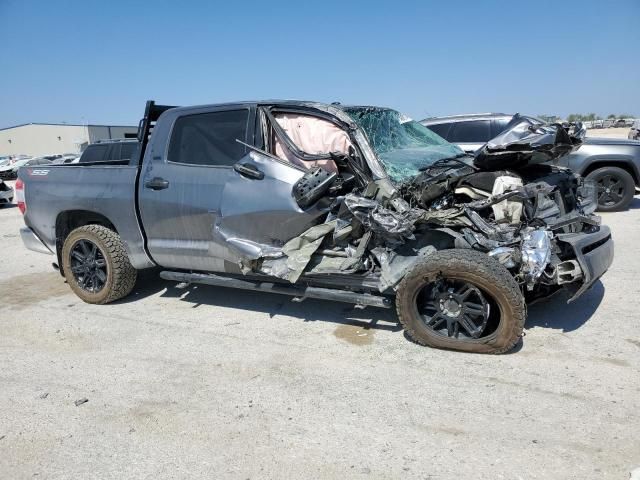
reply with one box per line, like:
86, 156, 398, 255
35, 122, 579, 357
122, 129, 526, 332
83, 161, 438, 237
474, 114, 585, 170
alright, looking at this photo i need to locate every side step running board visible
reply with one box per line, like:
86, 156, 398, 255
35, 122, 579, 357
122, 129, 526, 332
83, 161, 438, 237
160, 271, 392, 309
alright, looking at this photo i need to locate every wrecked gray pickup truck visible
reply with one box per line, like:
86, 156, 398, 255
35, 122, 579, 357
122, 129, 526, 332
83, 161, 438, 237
18, 100, 614, 353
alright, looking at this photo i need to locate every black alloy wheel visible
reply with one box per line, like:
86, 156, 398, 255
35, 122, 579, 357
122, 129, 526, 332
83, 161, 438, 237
395, 250, 525, 354
596, 174, 625, 207
416, 277, 491, 340
69, 239, 108, 293
586, 166, 635, 212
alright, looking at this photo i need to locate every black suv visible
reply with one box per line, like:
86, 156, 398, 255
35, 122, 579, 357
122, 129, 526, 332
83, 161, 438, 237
79, 139, 138, 163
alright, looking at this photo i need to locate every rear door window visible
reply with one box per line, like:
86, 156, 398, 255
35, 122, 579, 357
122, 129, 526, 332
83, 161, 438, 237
107, 144, 121, 161
491, 118, 511, 138
168, 109, 249, 166
80, 144, 109, 162
119, 142, 137, 160
424, 123, 452, 140
447, 120, 492, 143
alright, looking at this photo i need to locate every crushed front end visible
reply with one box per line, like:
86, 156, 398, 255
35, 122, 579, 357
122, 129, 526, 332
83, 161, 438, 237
400, 162, 613, 302
231, 104, 613, 306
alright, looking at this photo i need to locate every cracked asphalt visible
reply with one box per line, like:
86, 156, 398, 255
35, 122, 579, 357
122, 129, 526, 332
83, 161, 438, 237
1, 180, 639, 479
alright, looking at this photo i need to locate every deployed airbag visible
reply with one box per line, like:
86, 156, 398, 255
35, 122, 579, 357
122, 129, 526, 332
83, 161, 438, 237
274, 114, 352, 173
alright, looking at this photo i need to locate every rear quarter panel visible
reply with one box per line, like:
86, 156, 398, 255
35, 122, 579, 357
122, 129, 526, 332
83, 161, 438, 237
19, 164, 153, 269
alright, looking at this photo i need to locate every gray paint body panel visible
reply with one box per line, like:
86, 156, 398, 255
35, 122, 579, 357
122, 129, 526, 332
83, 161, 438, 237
20, 165, 153, 269
561, 140, 640, 181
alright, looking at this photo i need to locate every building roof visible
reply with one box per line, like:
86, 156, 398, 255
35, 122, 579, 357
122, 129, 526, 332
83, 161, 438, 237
0, 122, 137, 132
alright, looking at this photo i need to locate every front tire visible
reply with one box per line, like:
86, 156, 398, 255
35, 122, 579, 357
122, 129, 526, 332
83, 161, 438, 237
585, 166, 635, 212
62, 225, 137, 304
395, 250, 525, 354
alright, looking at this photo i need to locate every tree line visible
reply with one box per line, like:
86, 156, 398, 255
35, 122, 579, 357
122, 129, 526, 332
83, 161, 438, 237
537, 113, 635, 123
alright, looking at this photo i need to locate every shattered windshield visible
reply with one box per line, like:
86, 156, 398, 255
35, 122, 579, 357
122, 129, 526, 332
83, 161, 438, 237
344, 107, 465, 182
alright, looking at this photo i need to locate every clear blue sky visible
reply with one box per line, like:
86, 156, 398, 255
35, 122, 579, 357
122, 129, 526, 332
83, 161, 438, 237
1, 0, 638, 128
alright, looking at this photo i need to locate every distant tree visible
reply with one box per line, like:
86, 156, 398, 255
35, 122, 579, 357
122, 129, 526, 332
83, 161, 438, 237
566, 114, 579, 122
618, 113, 633, 119
607, 114, 617, 119
586, 113, 596, 121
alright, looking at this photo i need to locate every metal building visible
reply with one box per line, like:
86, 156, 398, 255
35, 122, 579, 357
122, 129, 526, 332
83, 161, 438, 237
0, 123, 138, 156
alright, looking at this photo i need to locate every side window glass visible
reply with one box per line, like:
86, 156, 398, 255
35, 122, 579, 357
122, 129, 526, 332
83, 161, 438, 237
108, 144, 121, 161
168, 110, 249, 166
448, 120, 492, 143
80, 145, 109, 162
424, 123, 451, 140
491, 119, 510, 138
119, 143, 137, 160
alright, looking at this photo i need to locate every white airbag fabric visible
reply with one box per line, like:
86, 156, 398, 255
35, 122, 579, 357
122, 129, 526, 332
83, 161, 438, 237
491, 176, 523, 225
274, 114, 352, 173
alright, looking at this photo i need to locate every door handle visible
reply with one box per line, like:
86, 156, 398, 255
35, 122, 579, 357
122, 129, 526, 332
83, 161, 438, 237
144, 177, 170, 190
233, 162, 264, 180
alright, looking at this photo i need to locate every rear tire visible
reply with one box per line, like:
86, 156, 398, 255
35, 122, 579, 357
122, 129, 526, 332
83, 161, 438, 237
62, 225, 137, 304
585, 166, 635, 212
395, 250, 525, 354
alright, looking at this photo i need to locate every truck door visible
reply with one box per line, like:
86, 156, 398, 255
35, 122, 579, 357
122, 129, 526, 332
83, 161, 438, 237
215, 148, 329, 266
137, 106, 253, 271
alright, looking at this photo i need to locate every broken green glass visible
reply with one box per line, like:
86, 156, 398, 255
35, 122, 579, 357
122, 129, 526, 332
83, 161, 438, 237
344, 107, 464, 182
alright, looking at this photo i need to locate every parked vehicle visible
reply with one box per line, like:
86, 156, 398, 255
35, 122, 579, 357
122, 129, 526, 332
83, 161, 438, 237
629, 119, 640, 140
77, 139, 138, 163
0, 154, 32, 167
18, 100, 613, 354
51, 154, 80, 165
0, 178, 13, 206
421, 113, 640, 211
0, 156, 53, 180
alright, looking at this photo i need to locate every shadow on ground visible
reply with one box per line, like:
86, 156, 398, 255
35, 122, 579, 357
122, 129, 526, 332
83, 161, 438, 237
526, 280, 604, 332
626, 196, 640, 210
121, 269, 604, 336
117, 268, 401, 333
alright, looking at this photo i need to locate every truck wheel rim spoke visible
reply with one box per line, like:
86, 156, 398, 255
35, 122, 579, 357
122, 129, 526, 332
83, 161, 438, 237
70, 240, 107, 293
417, 278, 491, 340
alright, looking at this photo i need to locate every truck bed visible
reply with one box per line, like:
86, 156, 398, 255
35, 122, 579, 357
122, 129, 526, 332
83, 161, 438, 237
19, 163, 153, 269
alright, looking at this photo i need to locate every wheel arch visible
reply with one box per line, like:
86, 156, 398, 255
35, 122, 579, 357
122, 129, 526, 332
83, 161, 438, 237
55, 210, 118, 276
581, 159, 639, 186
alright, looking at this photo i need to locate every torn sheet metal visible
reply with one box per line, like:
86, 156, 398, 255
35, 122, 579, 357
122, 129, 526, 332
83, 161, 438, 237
419, 208, 474, 228
474, 115, 584, 170
521, 229, 552, 289
281, 220, 337, 282
215, 224, 284, 260
488, 246, 519, 268
343, 193, 421, 244
259, 220, 367, 281
372, 245, 437, 292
